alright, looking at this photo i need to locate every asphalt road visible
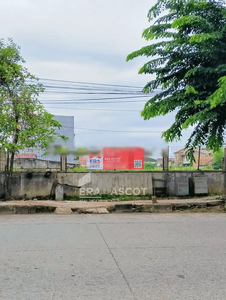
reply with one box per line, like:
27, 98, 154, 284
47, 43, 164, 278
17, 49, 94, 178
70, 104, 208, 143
0, 213, 226, 300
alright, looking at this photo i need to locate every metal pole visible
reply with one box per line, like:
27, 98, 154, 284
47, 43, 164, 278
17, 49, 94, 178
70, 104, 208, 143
197, 146, 201, 170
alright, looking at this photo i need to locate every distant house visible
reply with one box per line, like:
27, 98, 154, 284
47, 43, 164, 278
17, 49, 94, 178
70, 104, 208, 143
79, 156, 88, 167
174, 148, 213, 167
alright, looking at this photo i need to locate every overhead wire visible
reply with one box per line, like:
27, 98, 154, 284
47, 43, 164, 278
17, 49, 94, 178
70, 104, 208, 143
51, 125, 193, 134
59, 126, 165, 133
41, 100, 148, 104
43, 90, 144, 95
29, 77, 157, 107
39, 77, 144, 89
33, 78, 156, 126
42, 85, 144, 93
43, 106, 142, 112
40, 94, 150, 101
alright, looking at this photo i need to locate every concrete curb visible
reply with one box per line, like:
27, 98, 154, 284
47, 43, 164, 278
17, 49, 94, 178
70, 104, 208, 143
0, 205, 56, 215
108, 200, 224, 213
0, 200, 224, 215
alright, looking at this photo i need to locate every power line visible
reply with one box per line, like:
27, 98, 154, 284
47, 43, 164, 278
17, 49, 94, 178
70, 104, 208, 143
40, 96, 150, 101
40, 77, 144, 89
56, 126, 194, 134
50, 124, 193, 134
42, 85, 144, 93
40, 95, 150, 103
43, 106, 141, 112
41, 99, 148, 104
61, 126, 165, 133
43, 90, 144, 95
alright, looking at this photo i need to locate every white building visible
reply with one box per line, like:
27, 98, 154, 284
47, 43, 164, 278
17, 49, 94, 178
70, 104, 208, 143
21, 115, 77, 164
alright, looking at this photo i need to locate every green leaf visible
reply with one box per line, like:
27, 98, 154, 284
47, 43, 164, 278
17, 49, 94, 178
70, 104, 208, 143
0, 39, 65, 168
185, 86, 198, 94
126, 0, 226, 158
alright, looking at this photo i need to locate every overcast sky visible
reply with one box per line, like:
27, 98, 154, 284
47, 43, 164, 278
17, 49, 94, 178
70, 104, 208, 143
0, 0, 190, 157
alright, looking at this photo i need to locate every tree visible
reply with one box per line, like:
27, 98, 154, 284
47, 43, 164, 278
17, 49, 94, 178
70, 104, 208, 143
127, 0, 226, 160
0, 39, 65, 199
212, 147, 224, 169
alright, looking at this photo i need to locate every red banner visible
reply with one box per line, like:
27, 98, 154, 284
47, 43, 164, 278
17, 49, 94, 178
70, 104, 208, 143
103, 147, 144, 170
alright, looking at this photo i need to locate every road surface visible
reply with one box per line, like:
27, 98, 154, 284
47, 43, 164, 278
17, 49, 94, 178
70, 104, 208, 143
0, 214, 226, 300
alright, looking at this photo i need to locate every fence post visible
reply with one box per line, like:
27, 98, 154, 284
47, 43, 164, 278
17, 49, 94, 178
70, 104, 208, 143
60, 154, 67, 172
162, 147, 169, 171
223, 148, 226, 196
223, 148, 226, 171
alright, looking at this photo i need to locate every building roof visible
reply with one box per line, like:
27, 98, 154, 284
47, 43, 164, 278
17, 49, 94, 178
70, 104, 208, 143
174, 148, 184, 154
174, 148, 212, 155
15, 153, 37, 159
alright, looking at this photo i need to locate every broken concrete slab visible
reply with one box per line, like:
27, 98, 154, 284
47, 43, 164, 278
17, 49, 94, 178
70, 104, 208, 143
54, 207, 72, 215
151, 204, 173, 213
78, 208, 98, 214
143, 205, 153, 213
78, 208, 109, 214
114, 204, 134, 212
96, 208, 109, 214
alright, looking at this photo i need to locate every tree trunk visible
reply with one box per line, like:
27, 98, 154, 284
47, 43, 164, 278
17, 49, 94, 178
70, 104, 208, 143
4, 154, 10, 201
4, 152, 15, 201
4, 116, 19, 200
8, 151, 15, 197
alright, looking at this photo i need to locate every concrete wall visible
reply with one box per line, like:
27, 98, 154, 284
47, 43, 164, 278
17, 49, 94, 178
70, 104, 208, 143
166, 171, 225, 195
0, 171, 225, 199
14, 158, 77, 171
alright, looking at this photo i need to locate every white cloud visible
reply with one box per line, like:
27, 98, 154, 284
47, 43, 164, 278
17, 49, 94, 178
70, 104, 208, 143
0, 0, 190, 154
1, 0, 152, 56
